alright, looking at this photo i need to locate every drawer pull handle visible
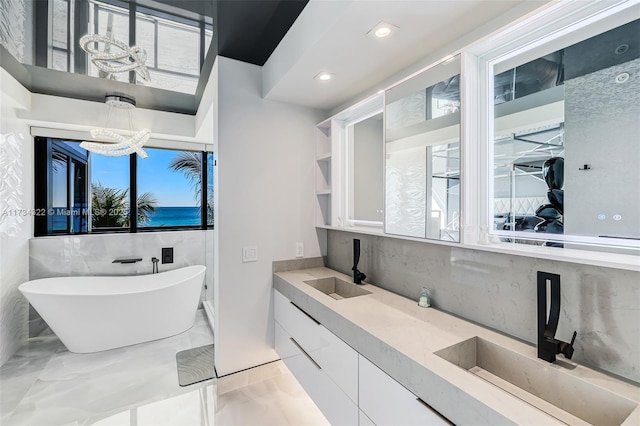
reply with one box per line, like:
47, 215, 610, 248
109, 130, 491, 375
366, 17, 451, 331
290, 337, 321, 370
416, 398, 453, 425
290, 302, 320, 325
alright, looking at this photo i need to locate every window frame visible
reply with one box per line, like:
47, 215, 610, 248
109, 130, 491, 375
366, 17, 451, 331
325, 0, 639, 269
462, 0, 640, 255
43, 0, 213, 90
34, 136, 214, 236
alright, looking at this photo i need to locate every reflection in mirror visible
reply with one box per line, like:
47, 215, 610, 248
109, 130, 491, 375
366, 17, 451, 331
492, 19, 640, 252
347, 113, 384, 225
0, 0, 213, 94
385, 55, 461, 241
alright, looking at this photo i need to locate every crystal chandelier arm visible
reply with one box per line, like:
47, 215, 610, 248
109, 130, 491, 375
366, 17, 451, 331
81, 129, 150, 159
79, 34, 151, 82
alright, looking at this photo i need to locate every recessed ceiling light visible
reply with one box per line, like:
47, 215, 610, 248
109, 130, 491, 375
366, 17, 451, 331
615, 72, 629, 84
314, 72, 334, 81
614, 44, 629, 55
375, 27, 391, 38
367, 21, 398, 39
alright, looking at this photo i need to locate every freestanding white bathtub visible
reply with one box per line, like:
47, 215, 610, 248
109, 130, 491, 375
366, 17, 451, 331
19, 265, 206, 353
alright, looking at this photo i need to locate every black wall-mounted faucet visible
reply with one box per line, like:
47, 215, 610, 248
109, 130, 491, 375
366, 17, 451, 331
537, 271, 577, 363
352, 239, 366, 284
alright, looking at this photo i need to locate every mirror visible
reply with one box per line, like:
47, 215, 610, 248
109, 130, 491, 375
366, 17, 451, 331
384, 55, 461, 241
491, 19, 640, 250
346, 113, 384, 225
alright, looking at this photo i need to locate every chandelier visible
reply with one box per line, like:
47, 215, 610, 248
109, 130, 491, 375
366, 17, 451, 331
79, 34, 150, 82
80, 93, 150, 158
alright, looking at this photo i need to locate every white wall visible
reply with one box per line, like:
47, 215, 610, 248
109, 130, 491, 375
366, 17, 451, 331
21, 93, 198, 142
0, 67, 215, 363
214, 56, 324, 375
0, 70, 32, 366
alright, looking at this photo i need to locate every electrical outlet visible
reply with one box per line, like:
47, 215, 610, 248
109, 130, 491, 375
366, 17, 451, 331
242, 246, 258, 263
296, 242, 304, 258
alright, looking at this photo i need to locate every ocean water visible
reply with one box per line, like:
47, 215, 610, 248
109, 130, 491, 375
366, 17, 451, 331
51, 206, 201, 230
146, 206, 201, 227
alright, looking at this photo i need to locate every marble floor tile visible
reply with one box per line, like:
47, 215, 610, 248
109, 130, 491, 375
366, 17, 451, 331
215, 368, 329, 426
1, 310, 214, 426
0, 335, 62, 422
217, 360, 289, 396
1, 309, 327, 426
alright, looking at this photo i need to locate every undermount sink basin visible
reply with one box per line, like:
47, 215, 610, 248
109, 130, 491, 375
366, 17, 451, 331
435, 337, 638, 425
303, 277, 372, 300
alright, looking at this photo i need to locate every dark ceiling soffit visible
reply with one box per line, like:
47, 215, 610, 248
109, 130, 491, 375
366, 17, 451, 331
216, 0, 308, 66
1, 0, 309, 114
1, 47, 197, 115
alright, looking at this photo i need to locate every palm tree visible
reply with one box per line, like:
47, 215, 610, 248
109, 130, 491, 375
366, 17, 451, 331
91, 183, 126, 228
91, 183, 158, 228
133, 192, 158, 226
169, 152, 214, 224
169, 152, 202, 200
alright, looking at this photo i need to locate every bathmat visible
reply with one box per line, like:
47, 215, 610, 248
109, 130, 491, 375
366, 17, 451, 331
176, 344, 215, 386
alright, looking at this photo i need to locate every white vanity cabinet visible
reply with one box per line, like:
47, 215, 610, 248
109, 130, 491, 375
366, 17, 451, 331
359, 355, 451, 426
274, 290, 359, 425
274, 289, 451, 426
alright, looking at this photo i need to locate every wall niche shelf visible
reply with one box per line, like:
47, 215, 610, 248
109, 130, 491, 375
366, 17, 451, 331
313, 94, 383, 227
316, 152, 332, 162
314, 118, 337, 226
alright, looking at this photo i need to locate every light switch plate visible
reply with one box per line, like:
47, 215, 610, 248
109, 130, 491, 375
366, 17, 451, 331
296, 242, 304, 258
242, 246, 258, 263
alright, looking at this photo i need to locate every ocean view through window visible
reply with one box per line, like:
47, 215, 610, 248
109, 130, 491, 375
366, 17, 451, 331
137, 148, 201, 228
34, 137, 213, 236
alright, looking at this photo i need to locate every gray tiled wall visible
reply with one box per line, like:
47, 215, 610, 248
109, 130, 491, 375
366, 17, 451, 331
327, 229, 640, 383
28, 231, 212, 336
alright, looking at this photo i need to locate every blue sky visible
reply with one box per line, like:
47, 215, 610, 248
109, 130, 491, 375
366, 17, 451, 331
92, 148, 199, 206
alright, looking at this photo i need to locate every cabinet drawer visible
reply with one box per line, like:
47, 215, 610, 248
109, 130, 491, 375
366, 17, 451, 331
274, 290, 358, 403
312, 324, 358, 403
275, 322, 358, 426
274, 289, 322, 351
359, 355, 451, 426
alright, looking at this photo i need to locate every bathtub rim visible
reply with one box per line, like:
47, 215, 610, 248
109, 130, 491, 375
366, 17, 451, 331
19, 264, 206, 296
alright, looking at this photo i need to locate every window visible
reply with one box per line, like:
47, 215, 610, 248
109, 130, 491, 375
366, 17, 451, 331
34, 137, 213, 236
47, 141, 88, 233
42, 0, 212, 93
51, 0, 70, 72
206, 152, 214, 227
90, 149, 130, 230
476, 4, 640, 254
88, 1, 130, 83
135, 7, 210, 93
137, 148, 201, 228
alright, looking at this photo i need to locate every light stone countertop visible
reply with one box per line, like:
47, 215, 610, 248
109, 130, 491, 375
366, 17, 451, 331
274, 267, 640, 426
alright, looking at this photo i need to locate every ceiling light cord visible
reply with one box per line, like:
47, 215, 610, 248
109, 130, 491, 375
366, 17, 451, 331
80, 93, 150, 158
